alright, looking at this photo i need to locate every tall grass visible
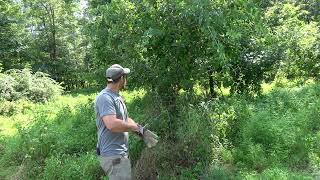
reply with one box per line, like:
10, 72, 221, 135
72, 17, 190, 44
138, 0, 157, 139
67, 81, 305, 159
0, 83, 319, 179
206, 83, 319, 179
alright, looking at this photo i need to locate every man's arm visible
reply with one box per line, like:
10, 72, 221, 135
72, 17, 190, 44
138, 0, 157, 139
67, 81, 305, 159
102, 115, 139, 132
128, 117, 136, 124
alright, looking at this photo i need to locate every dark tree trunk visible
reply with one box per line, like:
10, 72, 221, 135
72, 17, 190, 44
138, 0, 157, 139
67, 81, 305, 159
208, 68, 216, 98
50, 6, 57, 61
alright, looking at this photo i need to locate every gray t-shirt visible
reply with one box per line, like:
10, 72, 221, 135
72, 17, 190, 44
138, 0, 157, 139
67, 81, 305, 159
95, 88, 129, 156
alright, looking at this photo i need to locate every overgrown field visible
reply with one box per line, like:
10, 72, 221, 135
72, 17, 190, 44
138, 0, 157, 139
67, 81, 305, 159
0, 83, 319, 179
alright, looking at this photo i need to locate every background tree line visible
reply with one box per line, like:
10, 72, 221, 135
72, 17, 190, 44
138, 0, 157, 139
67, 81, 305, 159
1, 0, 318, 91
1, 0, 92, 89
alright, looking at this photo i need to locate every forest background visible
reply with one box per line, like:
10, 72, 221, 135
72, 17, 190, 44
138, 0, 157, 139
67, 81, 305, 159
0, 0, 319, 179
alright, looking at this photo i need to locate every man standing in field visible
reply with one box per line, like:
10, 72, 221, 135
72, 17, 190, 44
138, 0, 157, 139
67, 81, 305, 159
95, 64, 142, 180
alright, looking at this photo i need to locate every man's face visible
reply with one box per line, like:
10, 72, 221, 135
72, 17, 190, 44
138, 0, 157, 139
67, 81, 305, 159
119, 75, 127, 90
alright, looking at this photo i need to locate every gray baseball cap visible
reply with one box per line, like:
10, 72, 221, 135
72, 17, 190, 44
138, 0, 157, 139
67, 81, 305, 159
106, 64, 130, 82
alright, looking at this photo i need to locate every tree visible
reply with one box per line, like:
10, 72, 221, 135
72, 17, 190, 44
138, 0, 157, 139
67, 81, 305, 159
90, 0, 273, 96
89, 0, 276, 138
0, 0, 27, 70
22, 0, 90, 88
265, 2, 320, 80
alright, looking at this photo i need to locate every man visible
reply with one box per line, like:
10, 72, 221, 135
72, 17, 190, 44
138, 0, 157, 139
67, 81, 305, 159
95, 64, 142, 180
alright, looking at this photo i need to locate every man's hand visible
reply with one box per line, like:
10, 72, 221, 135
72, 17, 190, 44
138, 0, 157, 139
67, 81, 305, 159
135, 124, 159, 148
143, 129, 159, 148
136, 124, 146, 137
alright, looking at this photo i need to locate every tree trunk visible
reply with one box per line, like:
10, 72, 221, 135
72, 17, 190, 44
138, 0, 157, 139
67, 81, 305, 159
50, 6, 57, 61
208, 68, 217, 98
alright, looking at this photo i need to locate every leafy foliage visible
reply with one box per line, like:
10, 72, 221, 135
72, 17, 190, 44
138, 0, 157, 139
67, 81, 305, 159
0, 69, 63, 103
264, 2, 320, 79
90, 0, 277, 97
0, 0, 27, 70
1, 0, 320, 179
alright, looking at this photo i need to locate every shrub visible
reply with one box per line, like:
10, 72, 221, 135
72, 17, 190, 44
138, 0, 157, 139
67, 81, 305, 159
0, 99, 33, 116
176, 104, 214, 166
0, 73, 20, 101
0, 69, 63, 103
0, 100, 17, 116
27, 72, 63, 103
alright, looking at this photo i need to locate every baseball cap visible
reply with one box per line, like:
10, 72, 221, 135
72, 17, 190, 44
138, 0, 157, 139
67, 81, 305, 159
106, 64, 130, 82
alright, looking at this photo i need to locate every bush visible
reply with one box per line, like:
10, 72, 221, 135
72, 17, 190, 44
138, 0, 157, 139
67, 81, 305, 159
125, 92, 213, 179
0, 99, 33, 116
27, 72, 63, 102
0, 100, 17, 116
0, 73, 20, 101
175, 104, 214, 174
0, 69, 63, 103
